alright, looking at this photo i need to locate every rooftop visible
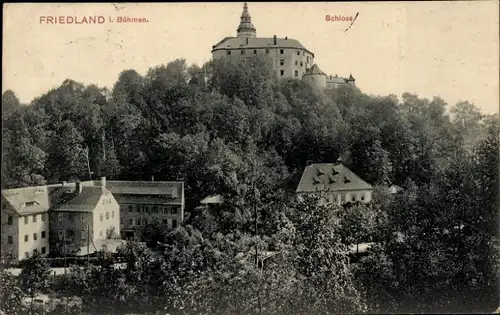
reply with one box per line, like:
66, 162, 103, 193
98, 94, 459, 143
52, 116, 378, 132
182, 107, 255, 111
295, 162, 373, 193
304, 64, 327, 76
212, 36, 314, 56
51, 186, 112, 212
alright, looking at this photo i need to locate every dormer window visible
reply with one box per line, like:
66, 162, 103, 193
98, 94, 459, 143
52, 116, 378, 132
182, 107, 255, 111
343, 176, 351, 184
316, 168, 325, 176
313, 177, 321, 184
25, 201, 38, 207
328, 176, 336, 184
332, 168, 339, 175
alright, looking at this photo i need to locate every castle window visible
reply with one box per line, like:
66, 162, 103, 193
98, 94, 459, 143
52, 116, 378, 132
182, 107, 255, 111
280, 70, 284, 76
295, 60, 298, 66
295, 70, 298, 77
227, 51, 231, 56
80, 213, 86, 222
297, 51, 300, 56
280, 59, 284, 66
106, 212, 109, 220
303, 51, 305, 56
241, 50, 244, 55
25, 217, 28, 224
266, 48, 269, 54
33, 214, 37, 223
42, 231, 46, 238
7, 215, 12, 225
42, 247, 46, 254
8, 236, 12, 244
253, 50, 257, 54
33, 233, 37, 241
300, 61, 303, 67
280, 49, 284, 54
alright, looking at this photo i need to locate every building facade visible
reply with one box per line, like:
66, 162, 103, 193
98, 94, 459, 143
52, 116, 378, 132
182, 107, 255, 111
1, 186, 51, 263
286, 160, 373, 206
49, 178, 120, 256
211, 3, 356, 90
103, 181, 185, 240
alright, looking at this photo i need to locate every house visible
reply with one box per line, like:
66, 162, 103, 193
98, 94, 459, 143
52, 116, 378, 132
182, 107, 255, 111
49, 177, 120, 256
285, 159, 373, 206
1, 186, 51, 263
103, 181, 185, 240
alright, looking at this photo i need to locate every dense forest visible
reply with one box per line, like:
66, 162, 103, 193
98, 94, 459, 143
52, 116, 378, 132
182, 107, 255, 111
1, 55, 499, 314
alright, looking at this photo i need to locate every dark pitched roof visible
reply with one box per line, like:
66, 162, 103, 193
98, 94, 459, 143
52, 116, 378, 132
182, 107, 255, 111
304, 64, 326, 76
1, 186, 50, 216
295, 163, 373, 193
51, 186, 111, 212
212, 36, 314, 56
102, 181, 183, 198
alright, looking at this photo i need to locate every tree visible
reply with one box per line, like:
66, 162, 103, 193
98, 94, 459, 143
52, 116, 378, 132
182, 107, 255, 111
18, 252, 51, 312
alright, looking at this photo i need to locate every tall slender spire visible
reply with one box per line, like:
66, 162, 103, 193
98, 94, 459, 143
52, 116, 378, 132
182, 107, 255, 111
237, 2, 256, 38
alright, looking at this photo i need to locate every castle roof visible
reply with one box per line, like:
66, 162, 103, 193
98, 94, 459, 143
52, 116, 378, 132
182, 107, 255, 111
327, 76, 349, 84
212, 36, 314, 56
304, 64, 326, 76
294, 162, 373, 193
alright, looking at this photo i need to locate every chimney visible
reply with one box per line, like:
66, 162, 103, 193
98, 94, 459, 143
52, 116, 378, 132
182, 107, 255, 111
101, 176, 106, 188
285, 36, 288, 40
273, 35, 277, 45
150, 175, 155, 182
75, 180, 83, 194
62, 181, 67, 187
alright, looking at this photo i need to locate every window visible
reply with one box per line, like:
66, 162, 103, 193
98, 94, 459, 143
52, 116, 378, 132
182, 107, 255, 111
144, 206, 150, 214
7, 215, 12, 225
33, 249, 38, 255
153, 206, 158, 213
280, 59, 284, 66
253, 49, 257, 54
58, 230, 64, 239
361, 194, 365, 201
136, 206, 141, 213
129, 219, 133, 226
33, 215, 37, 223
33, 233, 37, 241
41, 213, 46, 221
106, 212, 109, 220
137, 218, 141, 226
297, 51, 300, 56
227, 51, 231, 56
7, 236, 12, 244
100, 214, 103, 222
41, 247, 46, 254
24, 235, 28, 242
300, 61, 303, 67
112, 211, 114, 218
24, 217, 28, 224
352, 196, 356, 202
340, 194, 346, 203
128, 205, 133, 212
41, 231, 46, 238
265, 48, 269, 54
70, 214, 75, 223
295, 60, 298, 66
58, 213, 63, 222
295, 70, 298, 77
241, 50, 244, 55
172, 220, 178, 229
280, 49, 284, 54
80, 213, 85, 222
81, 230, 86, 240
280, 70, 284, 76
303, 51, 305, 56
144, 219, 148, 225
171, 207, 178, 215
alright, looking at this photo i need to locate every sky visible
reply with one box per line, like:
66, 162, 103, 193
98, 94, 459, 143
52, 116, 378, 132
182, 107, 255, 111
2, 2, 499, 114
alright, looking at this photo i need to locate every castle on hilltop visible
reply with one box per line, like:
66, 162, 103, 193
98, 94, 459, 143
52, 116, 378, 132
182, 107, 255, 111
211, 3, 356, 90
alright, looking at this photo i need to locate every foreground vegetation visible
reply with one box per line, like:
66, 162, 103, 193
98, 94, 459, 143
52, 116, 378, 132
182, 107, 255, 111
1, 55, 498, 314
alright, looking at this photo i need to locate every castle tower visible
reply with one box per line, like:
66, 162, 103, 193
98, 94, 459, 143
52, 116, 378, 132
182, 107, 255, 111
303, 64, 327, 89
347, 73, 356, 87
236, 2, 256, 38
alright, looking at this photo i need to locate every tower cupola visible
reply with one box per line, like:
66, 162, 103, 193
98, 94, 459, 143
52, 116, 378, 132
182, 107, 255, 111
237, 2, 256, 38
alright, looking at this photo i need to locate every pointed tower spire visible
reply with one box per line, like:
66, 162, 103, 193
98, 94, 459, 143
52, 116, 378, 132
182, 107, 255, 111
237, 2, 256, 38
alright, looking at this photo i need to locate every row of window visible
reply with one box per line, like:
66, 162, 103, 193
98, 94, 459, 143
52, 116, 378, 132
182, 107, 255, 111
126, 218, 177, 228
6, 213, 47, 225
25, 247, 46, 258
279, 59, 305, 67
98, 226, 115, 238
58, 213, 86, 223
126, 204, 179, 215
279, 69, 300, 77
58, 229, 87, 240
337, 193, 367, 203
100, 210, 115, 222
102, 198, 113, 205
228, 48, 309, 57
18, 231, 47, 243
